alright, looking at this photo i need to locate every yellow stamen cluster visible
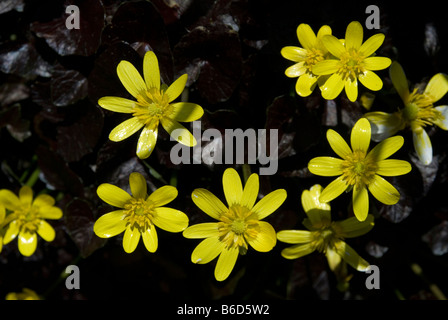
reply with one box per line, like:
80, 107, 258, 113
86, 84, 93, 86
340, 150, 378, 187
338, 49, 365, 80
218, 205, 259, 253
305, 48, 325, 71
123, 198, 155, 231
403, 88, 443, 129
133, 88, 173, 124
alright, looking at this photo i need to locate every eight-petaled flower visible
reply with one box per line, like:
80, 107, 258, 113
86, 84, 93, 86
313, 21, 391, 102
281, 23, 332, 97
94, 172, 189, 253
98, 51, 204, 159
364, 61, 448, 165
308, 118, 412, 221
183, 168, 287, 281
0, 186, 62, 257
277, 184, 374, 272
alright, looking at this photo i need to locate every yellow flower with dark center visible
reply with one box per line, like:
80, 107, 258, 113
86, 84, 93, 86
0, 186, 62, 257
308, 118, 411, 221
98, 51, 204, 159
313, 21, 391, 102
281, 23, 332, 97
94, 172, 188, 253
183, 168, 287, 281
365, 61, 448, 165
277, 184, 374, 272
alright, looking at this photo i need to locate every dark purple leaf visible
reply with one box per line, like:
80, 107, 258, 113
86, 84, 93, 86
0, 0, 24, 14
30, 0, 105, 56
0, 104, 31, 142
65, 198, 107, 258
365, 241, 389, 258
51, 64, 88, 107
0, 80, 29, 107
422, 221, 448, 256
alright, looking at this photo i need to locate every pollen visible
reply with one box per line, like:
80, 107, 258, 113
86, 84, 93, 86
340, 150, 378, 187
132, 87, 173, 125
338, 49, 365, 80
123, 198, 155, 231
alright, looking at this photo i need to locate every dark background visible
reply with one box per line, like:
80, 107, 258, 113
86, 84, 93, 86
1, 0, 448, 300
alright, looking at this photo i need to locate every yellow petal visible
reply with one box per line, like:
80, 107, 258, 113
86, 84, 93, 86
0, 204, 5, 224
240, 173, 259, 210
325, 248, 342, 272
424, 73, 448, 102
142, 225, 158, 253
326, 129, 352, 159
147, 185, 178, 207
358, 70, 383, 91
352, 185, 369, 222
136, 123, 158, 159
321, 72, 345, 100
191, 237, 224, 264
98, 96, 135, 113
152, 207, 189, 232
312, 59, 340, 75
165, 74, 187, 102
19, 186, 33, 207
366, 135, 404, 161
351, 118, 371, 153
344, 76, 358, 102
277, 230, 313, 244
3, 220, 19, 244
364, 112, 405, 142
296, 23, 317, 50
123, 225, 141, 253
143, 50, 160, 90
33, 194, 55, 208
321, 35, 346, 58
334, 240, 370, 271
18, 231, 37, 257
280, 243, 315, 260
363, 56, 391, 71
37, 220, 55, 242
377, 159, 412, 176
308, 157, 343, 176
97, 183, 132, 208
434, 106, 448, 130
109, 117, 144, 142
160, 117, 196, 146
367, 175, 400, 205
389, 61, 410, 103
191, 188, 227, 220
280, 46, 307, 62
301, 185, 331, 228
0, 189, 21, 211
251, 189, 287, 220
319, 176, 348, 203
316, 25, 332, 45
296, 73, 318, 97
359, 34, 385, 57
345, 21, 363, 50
39, 206, 63, 220
413, 128, 433, 165
222, 168, 243, 207
333, 214, 374, 238
93, 210, 127, 238
129, 172, 147, 199
183, 222, 219, 239
215, 246, 239, 281
246, 221, 276, 252
170, 102, 204, 122
285, 62, 307, 78
117, 60, 146, 99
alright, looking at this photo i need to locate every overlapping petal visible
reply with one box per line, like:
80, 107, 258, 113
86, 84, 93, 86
97, 183, 132, 208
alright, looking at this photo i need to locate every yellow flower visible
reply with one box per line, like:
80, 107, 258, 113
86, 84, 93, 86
313, 21, 391, 102
0, 186, 62, 257
5, 288, 40, 300
94, 172, 188, 253
98, 51, 204, 159
281, 23, 332, 97
183, 168, 287, 281
365, 61, 448, 165
308, 118, 411, 221
277, 184, 373, 272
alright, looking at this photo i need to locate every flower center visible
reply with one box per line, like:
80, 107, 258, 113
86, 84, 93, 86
338, 49, 365, 80
14, 205, 41, 232
133, 88, 173, 125
340, 150, 378, 187
312, 222, 347, 253
404, 88, 442, 129
305, 48, 325, 71
218, 205, 259, 253
124, 198, 155, 231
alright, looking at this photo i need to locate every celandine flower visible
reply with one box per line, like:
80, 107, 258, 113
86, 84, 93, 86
281, 23, 332, 97
94, 172, 188, 253
98, 51, 204, 159
308, 118, 411, 221
365, 61, 448, 165
313, 21, 391, 102
0, 186, 62, 257
5, 288, 40, 300
183, 168, 287, 281
277, 184, 373, 272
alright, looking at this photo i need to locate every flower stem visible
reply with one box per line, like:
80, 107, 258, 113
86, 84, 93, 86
410, 262, 447, 300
